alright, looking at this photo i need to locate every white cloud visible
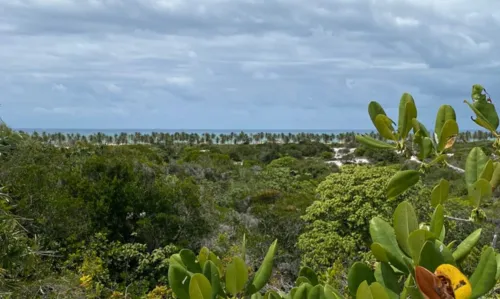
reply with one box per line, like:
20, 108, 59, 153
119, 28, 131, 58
1, 0, 500, 129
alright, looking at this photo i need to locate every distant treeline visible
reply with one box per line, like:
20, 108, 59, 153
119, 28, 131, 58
17, 129, 496, 146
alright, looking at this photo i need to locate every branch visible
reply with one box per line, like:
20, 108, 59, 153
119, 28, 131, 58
445, 215, 472, 222
409, 156, 465, 173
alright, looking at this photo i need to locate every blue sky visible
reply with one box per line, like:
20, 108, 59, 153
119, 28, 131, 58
1, 0, 499, 130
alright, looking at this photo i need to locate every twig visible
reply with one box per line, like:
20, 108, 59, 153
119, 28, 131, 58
445, 215, 472, 222
409, 156, 465, 173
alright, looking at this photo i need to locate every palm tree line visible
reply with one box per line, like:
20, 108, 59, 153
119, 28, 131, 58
13, 129, 496, 147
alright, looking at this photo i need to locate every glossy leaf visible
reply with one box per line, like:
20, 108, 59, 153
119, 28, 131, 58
294, 283, 312, 299
398, 93, 416, 139
386, 170, 420, 199
355, 135, 395, 149
412, 118, 430, 137
348, 262, 376, 298
226, 257, 248, 296
430, 179, 449, 208
417, 137, 433, 160
464, 99, 497, 132
189, 273, 212, 299
180, 249, 202, 273
429, 205, 444, 239
490, 163, 500, 190
465, 147, 489, 187
308, 285, 325, 299
468, 178, 492, 208
437, 119, 458, 152
375, 114, 397, 141
368, 101, 391, 129
408, 229, 435, 264
370, 217, 408, 273
198, 247, 210, 269
470, 246, 497, 298
419, 240, 455, 272
374, 262, 400, 299
480, 159, 494, 181
247, 239, 278, 294
168, 264, 191, 299
435, 104, 456, 141
298, 266, 318, 286
452, 228, 482, 263
393, 201, 418, 257
203, 260, 222, 299
370, 243, 389, 262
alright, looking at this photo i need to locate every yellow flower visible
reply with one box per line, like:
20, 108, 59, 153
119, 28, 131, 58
416, 264, 472, 299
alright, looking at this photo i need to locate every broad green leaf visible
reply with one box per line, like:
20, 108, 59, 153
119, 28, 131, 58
226, 257, 248, 295
298, 266, 319, 286
437, 119, 458, 152
208, 252, 224, 277
470, 247, 497, 298
468, 178, 492, 208
401, 97, 417, 139
168, 264, 191, 299
368, 282, 391, 299
438, 224, 446, 242
355, 135, 395, 149
355, 281, 371, 299
386, 170, 420, 199
417, 136, 433, 160
398, 93, 416, 139
430, 179, 449, 208
374, 262, 400, 299
473, 97, 499, 130
369, 217, 408, 274
180, 249, 202, 273
294, 283, 312, 299
464, 100, 497, 132
480, 159, 494, 181
170, 253, 186, 268
419, 240, 455, 272
198, 247, 210, 268
308, 285, 325, 299
393, 201, 418, 257
490, 163, 500, 190
324, 285, 343, 299
496, 254, 500, 280
348, 262, 376, 298
465, 147, 489, 187
247, 239, 278, 294
265, 291, 281, 299
295, 276, 311, 287
408, 229, 435, 264
203, 260, 223, 298
435, 105, 456, 141
368, 101, 391, 129
375, 114, 397, 141
189, 273, 212, 299
252, 293, 263, 299
412, 118, 430, 137
430, 205, 444, 239
370, 243, 388, 262
452, 228, 482, 263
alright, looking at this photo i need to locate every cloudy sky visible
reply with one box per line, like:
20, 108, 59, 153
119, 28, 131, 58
1, 0, 499, 130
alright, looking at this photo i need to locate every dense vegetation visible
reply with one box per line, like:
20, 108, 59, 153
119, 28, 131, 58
1, 85, 500, 298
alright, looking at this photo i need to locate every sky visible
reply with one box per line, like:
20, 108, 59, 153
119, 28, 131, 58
1, 0, 500, 130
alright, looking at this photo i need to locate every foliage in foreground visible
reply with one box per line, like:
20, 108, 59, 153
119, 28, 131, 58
168, 84, 500, 298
